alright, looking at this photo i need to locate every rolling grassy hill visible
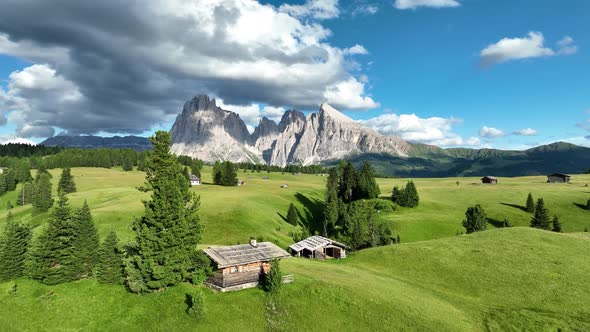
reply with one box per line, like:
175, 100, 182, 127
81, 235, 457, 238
1, 228, 588, 331
0, 167, 589, 331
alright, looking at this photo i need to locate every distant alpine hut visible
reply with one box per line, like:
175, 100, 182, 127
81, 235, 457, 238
280, 184, 289, 188
547, 173, 571, 183
189, 175, 201, 186
289, 236, 348, 260
237, 179, 245, 186
203, 240, 290, 292
481, 176, 498, 184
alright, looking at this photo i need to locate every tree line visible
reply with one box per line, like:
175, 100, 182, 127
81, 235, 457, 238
236, 162, 327, 174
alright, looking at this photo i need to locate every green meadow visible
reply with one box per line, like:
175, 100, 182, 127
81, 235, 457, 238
1, 167, 589, 331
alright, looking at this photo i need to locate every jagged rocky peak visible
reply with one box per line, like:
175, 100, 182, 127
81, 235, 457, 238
318, 103, 354, 123
183, 94, 219, 113
252, 117, 279, 139
278, 109, 306, 131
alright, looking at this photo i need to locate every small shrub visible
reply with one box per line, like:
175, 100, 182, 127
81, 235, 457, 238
586, 199, 590, 211
585, 226, 589, 233
185, 290, 206, 319
369, 199, 397, 213
462, 204, 487, 234
264, 258, 283, 294
9, 283, 17, 296
124, 257, 147, 294
502, 219, 513, 228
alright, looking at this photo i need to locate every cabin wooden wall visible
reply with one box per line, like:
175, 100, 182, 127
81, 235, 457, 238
209, 262, 271, 289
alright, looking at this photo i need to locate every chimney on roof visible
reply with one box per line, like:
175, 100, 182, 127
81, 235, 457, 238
250, 239, 257, 247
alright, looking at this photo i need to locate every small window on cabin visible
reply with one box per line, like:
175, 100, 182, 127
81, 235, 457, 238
230, 266, 237, 273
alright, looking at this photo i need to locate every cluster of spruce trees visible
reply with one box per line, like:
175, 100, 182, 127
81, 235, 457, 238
317, 161, 393, 250
0, 193, 123, 284
212, 161, 238, 186
526, 193, 561, 232
391, 181, 420, 208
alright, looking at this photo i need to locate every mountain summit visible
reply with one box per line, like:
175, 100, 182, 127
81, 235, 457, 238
169, 95, 411, 166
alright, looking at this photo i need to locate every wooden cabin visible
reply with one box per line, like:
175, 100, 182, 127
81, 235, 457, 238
280, 184, 289, 188
547, 173, 571, 183
189, 175, 201, 186
204, 240, 290, 292
289, 236, 348, 260
481, 176, 498, 184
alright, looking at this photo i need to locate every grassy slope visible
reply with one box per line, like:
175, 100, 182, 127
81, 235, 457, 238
1, 228, 589, 331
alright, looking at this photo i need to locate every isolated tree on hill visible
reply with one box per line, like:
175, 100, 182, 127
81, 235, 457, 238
286, 203, 299, 226
552, 215, 562, 233
28, 192, 78, 284
525, 193, 535, 213
17, 182, 34, 206
73, 201, 99, 278
129, 131, 204, 290
0, 212, 32, 281
58, 168, 77, 194
264, 258, 283, 293
462, 204, 487, 234
32, 173, 54, 215
96, 230, 123, 284
530, 198, 551, 230
404, 181, 420, 208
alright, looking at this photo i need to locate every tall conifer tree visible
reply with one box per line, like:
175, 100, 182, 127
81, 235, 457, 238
129, 131, 204, 290
525, 193, 535, 213
530, 198, 551, 230
32, 173, 54, 215
73, 201, 99, 278
0, 212, 32, 281
58, 168, 77, 194
96, 231, 123, 284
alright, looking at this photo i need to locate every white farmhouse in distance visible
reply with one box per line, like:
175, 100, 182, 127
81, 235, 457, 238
189, 174, 201, 186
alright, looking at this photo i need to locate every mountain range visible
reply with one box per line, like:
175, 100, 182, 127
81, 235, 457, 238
41, 95, 590, 177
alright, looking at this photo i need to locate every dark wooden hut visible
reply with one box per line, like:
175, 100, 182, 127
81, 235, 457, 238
204, 240, 290, 292
481, 176, 498, 184
289, 236, 348, 260
547, 173, 571, 183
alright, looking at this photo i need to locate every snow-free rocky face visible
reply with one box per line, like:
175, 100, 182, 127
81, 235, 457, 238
170, 95, 411, 166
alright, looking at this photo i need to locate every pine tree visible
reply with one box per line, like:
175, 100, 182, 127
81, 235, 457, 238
552, 215, 562, 233
28, 192, 79, 284
264, 258, 283, 293
15, 160, 33, 183
339, 162, 357, 203
525, 193, 535, 213
32, 173, 54, 215
286, 203, 299, 226
357, 161, 380, 200
391, 186, 403, 205
96, 231, 123, 284
220, 161, 238, 186
530, 198, 551, 230
36, 161, 52, 178
129, 131, 204, 290
17, 182, 34, 206
190, 162, 201, 179
183, 166, 191, 184
4, 169, 16, 191
0, 212, 32, 281
0, 174, 6, 195
404, 181, 420, 208
58, 168, 76, 194
212, 161, 222, 185
73, 201, 99, 278
462, 204, 487, 234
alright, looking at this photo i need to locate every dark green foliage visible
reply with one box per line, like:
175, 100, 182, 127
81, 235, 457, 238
552, 215, 562, 233
356, 161, 380, 200
183, 166, 191, 183
0, 174, 6, 195
16, 182, 34, 206
392, 181, 420, 208
4, 169, 16, 191
32, 173, 54, 215
264, 258, 283, 293
27, 192, 78, 284
6, 201, 13, 210
530, 198, 551, 230
96, 231, 123, 284
185, 290, 206, 318
58, 168, 77, 194
525, 193, 535, 213
73, 201, 99, 278
129, 131, 204, 291
236, 162, 326, 175
14, 160, 33, 183
0, 212, 32, 281
342, 200, 392, 250
462, 204, 487, 234
339, 162, 357, 203
212, 161, 238, 186
190, 162, 201, 179
502, 219, 513, 228
286, 203, 299, 226
586, 199, 590, 211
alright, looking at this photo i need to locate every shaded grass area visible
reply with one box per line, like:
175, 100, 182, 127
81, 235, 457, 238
1, 228, 588, 331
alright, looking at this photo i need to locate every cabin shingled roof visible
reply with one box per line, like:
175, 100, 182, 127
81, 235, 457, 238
204, 242, 290, 268
482, 176, 497, 180
289, 235, 348, 252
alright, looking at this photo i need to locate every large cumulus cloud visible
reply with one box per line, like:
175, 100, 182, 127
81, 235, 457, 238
0, 0, 377, 138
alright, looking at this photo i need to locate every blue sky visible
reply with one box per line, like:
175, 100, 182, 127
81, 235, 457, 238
0, 0, 588, 149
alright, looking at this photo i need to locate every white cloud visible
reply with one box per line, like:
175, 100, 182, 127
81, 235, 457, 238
479, 126, 505, 138
358, 113, 479, 147
480, 31, 577, 65
394, 0, 460, 10
0, 135, 37, 145
352, 4, 379, 16
216, 100, 286, 128
279, 0, 339, 20
0, 0, 377, 139
343, 44, 369, 55
512, 128, 538, 136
